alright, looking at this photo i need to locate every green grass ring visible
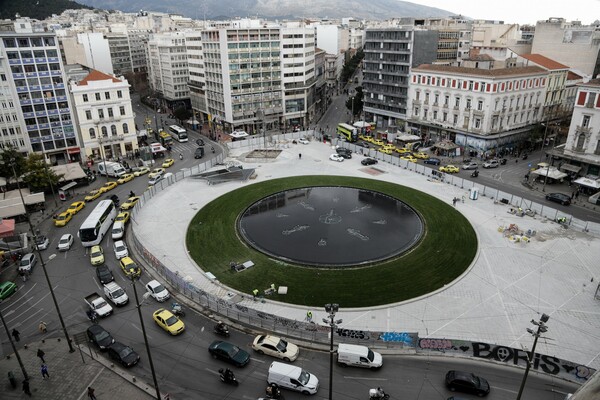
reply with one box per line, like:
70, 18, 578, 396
186, 176, 477, 307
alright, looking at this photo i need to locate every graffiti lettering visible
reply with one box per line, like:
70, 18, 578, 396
337, 328, 369, 340
378, 331, 414, 344
235, 304, 248, 313
418, 338, 453, 350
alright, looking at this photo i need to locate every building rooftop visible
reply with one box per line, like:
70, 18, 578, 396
77, 69, 121, 85
413, 64, 546, 77
521, 54, 570, 70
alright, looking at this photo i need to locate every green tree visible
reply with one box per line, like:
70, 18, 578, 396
345, 86, 364, 119
173, 106, 192, 125
22, 153, 62, 192
341, 49, 364, 85
0, 145, 27, 184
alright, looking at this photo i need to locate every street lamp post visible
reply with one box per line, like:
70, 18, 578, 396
7, 160, 75, 353
323, 303, 342, 400
0, 300, 29, 380
516, 313, 550, 400
351, 97, 355, 124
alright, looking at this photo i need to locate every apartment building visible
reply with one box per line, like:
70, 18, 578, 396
147, 31, 190, 107
69, 67, 138, 161
362, 25, 437, 129
518, 54, 569, 119
407, 64, 548, 153
556, 80, 600, 178
58, 32, 113, 75
0, 48, 28, 153
186, 31, 206, 125
1, 30, 82, 164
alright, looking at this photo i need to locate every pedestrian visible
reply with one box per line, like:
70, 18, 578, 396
37, 348, 45, 363
306, 311, 313, 322
39, 321, 47, 333
252, 289, 259, 300
22, 379, 31, 396
88, 386, 97, 400
452, 197, 457, 207
41, 363, 50, 379
11, 328, 20, 342
299, 153, 302, 159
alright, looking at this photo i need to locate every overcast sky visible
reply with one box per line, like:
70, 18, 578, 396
412, 0, 599, 25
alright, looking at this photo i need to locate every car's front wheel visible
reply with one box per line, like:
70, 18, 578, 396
283, 357, 290, 362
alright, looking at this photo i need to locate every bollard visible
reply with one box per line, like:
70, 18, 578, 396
8, 371, 16, 388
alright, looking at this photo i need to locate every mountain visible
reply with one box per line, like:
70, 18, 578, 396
74, 0, 455, 20
0, 0, 92, 21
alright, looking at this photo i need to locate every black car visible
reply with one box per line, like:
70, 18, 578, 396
361, 158, 378, 166
194, 147, 205, 159
107, 342, 140, 367
423, 157, 441, 166
196, 138, 205, 147
96, 265, 114, 284
86, 324, 115, 350
208, 340, 251, 367
545, 192, 571, 206
357, 141, 370, 148
445, 370, 490, 397
336, 148, 352, 159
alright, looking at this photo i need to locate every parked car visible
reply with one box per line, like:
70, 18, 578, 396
361, 158, 378, 166
545, 192, 571, 206
483, 159, 499, 169
115, 212, 130, 224
96, 265, 114, 284
66, 201, 85, 215
84, 189, 102, 202
120, 196, 140, 211
19, 253, 37, 273
113, 240, 129, 259
133, 167, 149, 176
86, 324, 115, 350
336, 148, 352, 159
145, 280, 170, 302
107, 342, 140, 367
99, 181, 118, 193
117, 173, 135, 184
252, 335, 299, 362
445, 370, 490, 397
153, 308, 185, 335
148, 168, 165, 179
462, 162, 479, 170
298, 137, 310, 145
89, 245, 104, 265
54, 211, 73, 227
208, 340, 251, 367
423, 158, 441, 166
34, 235, 50, 251
119, 257, 141, 278
57, 234, 74, 251
329, 154, 344, 162
0, 281, 18, 300
162, 158, 174, 168
439, 165, 460, 173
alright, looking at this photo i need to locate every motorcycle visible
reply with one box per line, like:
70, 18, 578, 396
522, 153, 528, 160
171, 302, 185, 317
179, 153, 183, 160
214, 322, 230, 337
265, 383, 282, 399
369, 388, 390, 400
471, 170, 479, 178
86, 310, 99, 324
211, 146, 215, 154
218, 368, 238, 386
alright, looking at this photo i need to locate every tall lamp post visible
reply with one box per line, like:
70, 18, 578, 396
323, 303, 342, 400
516, 313, 550, 400
351, 96, 355, 124
6, 159, 75, 353
0, 300, 29, 380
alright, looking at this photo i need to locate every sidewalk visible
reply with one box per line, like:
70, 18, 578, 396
0, 338, 155, 399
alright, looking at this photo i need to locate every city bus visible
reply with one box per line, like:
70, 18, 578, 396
156, 130, 173, 147
168, 125, 188, 143
79, 200, 117, 247
337, 123, 359, 142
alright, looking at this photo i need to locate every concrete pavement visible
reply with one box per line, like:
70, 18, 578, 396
132, 137, 600, 373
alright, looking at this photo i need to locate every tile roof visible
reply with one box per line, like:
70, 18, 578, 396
581, 78, 600, 87
77, 69, 121, 85
520, 54, 569, 70
567, 71, 583, 81
413, 64, 546, 77
464, 54, 495, 61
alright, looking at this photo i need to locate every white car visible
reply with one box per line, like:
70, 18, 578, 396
483, 159, 499, 169
34, 235, 50, 251
329, 153, 344, 162
298, 138, 310, 145
145, 279, 170, 302
113, 240, 129, 259
252, 334, 300, 362
57, 234, 74, 251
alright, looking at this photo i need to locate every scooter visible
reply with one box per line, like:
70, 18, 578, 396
471, 169, 479, 178
369, 387, 390, 400
214, 322, 230, 337
171, 302, 185, 317
218, 368, 238, 386
265, 383, 283, 399
86, 310, 99, 324
211, 146, 215, 154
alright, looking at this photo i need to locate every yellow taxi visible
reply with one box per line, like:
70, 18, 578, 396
378, 148, 393, 155
117, 174, 134, 184
54, 211, 73, 227
148, 168, 165, 179
413, 151, 430, 159
162, 159, 174, 168
373, 139, 384, 146
382, 143, 395, 149
99, 181, 118, 193
119, 256, 141, 277
89, 245, 104, 266
359, 134, 368, 141
363, 136, 375, 143
66, 201, 85, 215
395, 147, 411, 154
120, 196, 140, 211
133, 167, 150, 177
115, 211, 130, 224
439, 165, 460, 173
153, 308, 185, 335
84, 190, 102, 202
400, 155, 418, 163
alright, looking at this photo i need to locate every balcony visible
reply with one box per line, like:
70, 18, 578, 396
576, 125, 592, 134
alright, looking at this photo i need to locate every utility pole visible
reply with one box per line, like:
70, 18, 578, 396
516, 313, 550, 400
323, 304, 342, 400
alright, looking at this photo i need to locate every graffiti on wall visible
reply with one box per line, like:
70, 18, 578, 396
379, 332, 416, 345
418, 338, 596, 383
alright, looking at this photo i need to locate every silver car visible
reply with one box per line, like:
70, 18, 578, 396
19, 253, 37, 272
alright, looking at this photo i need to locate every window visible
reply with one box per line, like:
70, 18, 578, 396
105, 92, 110, 100
117, 90, 122, 99
111, 125, 117, 135
582, 115, 591, 128
477, 100, 483, 111
101, 126, 108, 137
95, 93, 101, 101
455, 97, 460, 108
108, 108, 114, 118
119, 106, 125, 116
443, 112, 447, 122
453, 114, 458, 124
474, 118, 481, 129
83, 94, 88, 102
414, 107, 419, 116
122, 123, 129, 134
444, 95, 449, 107
576, 133, 585, 150
89, 127, 96, 139
433, 110, 438, 120
98, 109, 104, 119
466, 99, 471, 109
85, 110, 92, 120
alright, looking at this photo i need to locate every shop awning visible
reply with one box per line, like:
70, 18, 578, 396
0, 219, 15, 238
396, 133, 421, 141
51, 163, 87, 182
574, 177, 600, 189
560, 164, 582, 173
531, 167, 568, 180
433, 141, 459, 150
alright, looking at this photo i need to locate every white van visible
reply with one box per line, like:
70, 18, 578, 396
267, 361, 319, 395
337, 344, 383, 369
111, 221, 124, 240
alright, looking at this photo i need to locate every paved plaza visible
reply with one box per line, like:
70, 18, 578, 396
132, 139, 600, 372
